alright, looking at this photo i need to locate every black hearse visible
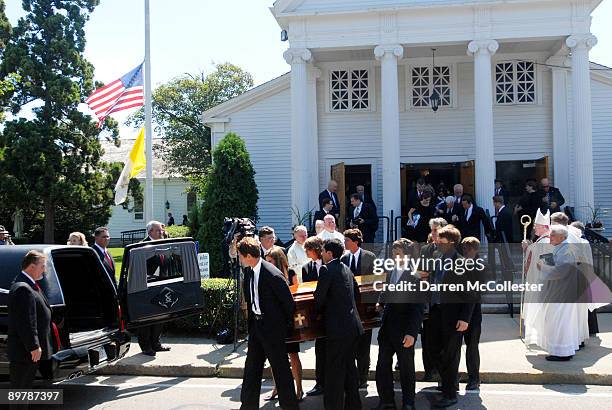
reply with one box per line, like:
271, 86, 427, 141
0, 238, 203, 382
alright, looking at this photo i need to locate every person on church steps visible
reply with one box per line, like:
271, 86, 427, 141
427, 226, 475, 409
492, 195, 514, 243
407, 178, 427, 210
348, 193, 378, 244
460, 237, 486, 391
456, 194, 492, 241
315, 239, 363, 410
437, 196, 457, 225
319, 180, 341, 220
373, 239, 425, 410
494, 179, 510, 205
356, 184, 377, 213
515, 180, 540, 239
341, 228, 376, 388
407, 188, 437, 243
451, 184, 465, 215
238, 237, 298, 410
538, 178, 565, 214
313, 198, 338, 226
303, 237, 328, 397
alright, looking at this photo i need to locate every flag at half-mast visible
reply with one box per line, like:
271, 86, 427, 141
114, 128, 146, 205
86, 63, 145, 127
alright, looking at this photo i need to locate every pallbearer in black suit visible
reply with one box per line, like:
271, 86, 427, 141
341, 228, 376, 387
348, 194, 378, 243
460, 237, 486, 391
91, 226, 116, 287
302, 237, 328, 397
137, 221, 171, 357
428, 226, 476, 409
8, 251, 52, 390
239, 237, 298, 410
373, 239, 425, 410
315, 239, 363, 410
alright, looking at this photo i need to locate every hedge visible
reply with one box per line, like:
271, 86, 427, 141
166, 278, 246, 336
165, 224, 190, 238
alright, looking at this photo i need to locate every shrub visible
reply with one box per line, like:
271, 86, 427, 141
166, 278, 246, 336
195, 133, 258, 277
165, 224, 190, 238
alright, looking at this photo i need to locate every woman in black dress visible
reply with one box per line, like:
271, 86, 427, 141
263, 246, 304, 401
407, 189, 437, 243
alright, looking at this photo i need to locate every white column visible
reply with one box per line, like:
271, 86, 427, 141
468, 40, 499, 214
307, 66, 321, 215
375, 44, 403, 239
566, 34, 597, 222
547, 55, 571, 201
284, 48, 312, 224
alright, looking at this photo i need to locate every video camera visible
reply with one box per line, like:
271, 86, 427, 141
222, 217, 257, 245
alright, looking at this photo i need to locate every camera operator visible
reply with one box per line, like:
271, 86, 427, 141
0, 225, 15, 245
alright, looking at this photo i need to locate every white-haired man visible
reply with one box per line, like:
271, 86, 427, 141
532, 224, 583, 361
317, 214, 344, 243
287, 225, 309, 274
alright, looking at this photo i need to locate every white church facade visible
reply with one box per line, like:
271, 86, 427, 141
202, 0, 612, 241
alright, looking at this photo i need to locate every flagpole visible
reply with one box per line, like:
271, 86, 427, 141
144, 0, 154, 223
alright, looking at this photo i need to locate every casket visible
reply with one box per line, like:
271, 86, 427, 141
286, 274, 385, 343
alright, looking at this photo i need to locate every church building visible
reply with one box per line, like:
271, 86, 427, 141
202, 0, 612, 240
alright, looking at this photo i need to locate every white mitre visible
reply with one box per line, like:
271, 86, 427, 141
534, 208, 550, 226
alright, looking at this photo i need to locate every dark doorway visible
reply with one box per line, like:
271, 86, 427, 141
495, 157, 548, 206
345, 164, 373, 201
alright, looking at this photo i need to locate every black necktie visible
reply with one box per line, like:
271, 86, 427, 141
350, 255, 357, 274
246, 268, 258, 313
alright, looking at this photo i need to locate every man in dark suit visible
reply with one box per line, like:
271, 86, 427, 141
302, 236, 328, 397
8, 250, 52, 390
492, 196, 514, 243
538, 178, 565, 214
407, 178, 427, 210
319, 180, 341, 219
451, 184, 465, 216
457, 194, 492, 241
347, 193, 378, 243
91, 226, 116, 287
137, 221, 171, 357
239, 237, 298, 410
374, 239, 425, 410
315, 239, 364, 410
356, 184, 377, 213
340, 228, 376, 387
428, 226, 476, 408
460, 237, 486, 391
494, 179, 510, 205
313, 198, 338, 226
437, 196, 457, 225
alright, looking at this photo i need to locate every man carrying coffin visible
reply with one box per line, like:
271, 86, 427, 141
238, 237, 299, 410
373, 239, 425, 410
315, 239, 363, 410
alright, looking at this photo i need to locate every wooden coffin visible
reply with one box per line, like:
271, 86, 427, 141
286, 274, 386, 343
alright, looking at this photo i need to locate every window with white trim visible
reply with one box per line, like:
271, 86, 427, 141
495, 61, 536, 105
410, 65, 452, 109
330, 69, 370, 111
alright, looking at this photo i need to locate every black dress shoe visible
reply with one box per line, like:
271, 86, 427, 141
306, 385, 323, 396
545, 355, 573, 361
154, 345, 171, 352
433, 397, 458, 408
465, 380, 480, 391
142, 349, 156, 357
579, 342, 585, 350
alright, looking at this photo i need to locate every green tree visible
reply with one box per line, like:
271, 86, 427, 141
0, 0, 120, 243
197, 133, 258, 276
127, 63, 254, 184
0, 0, 16, 122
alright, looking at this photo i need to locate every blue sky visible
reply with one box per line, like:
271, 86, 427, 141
5, 0, 612, 131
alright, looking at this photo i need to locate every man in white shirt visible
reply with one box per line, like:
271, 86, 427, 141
91, 227, 116, 285
317, 214, 344, 244
287, 225, 309, 273
258, 226, 276, 257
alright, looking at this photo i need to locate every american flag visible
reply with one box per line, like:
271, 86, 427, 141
86, 63, 145, 126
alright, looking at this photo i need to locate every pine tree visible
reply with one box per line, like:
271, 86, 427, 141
197, 133, 258, 276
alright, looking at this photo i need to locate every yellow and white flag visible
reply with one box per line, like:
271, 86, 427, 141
114, 128, 146, 205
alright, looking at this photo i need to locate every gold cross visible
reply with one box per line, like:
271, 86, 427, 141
294, 313, 306, 328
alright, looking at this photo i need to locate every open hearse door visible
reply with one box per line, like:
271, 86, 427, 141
119, 238, 204, 329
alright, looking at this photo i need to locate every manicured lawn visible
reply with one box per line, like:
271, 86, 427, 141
108, 247, 123, 281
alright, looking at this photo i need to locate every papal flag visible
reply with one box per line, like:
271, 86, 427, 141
114, 128, 146, 205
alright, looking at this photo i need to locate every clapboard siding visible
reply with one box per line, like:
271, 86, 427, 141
592, 80, 612, 229
224, 89, 293, 241
106, 178, 191, 238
